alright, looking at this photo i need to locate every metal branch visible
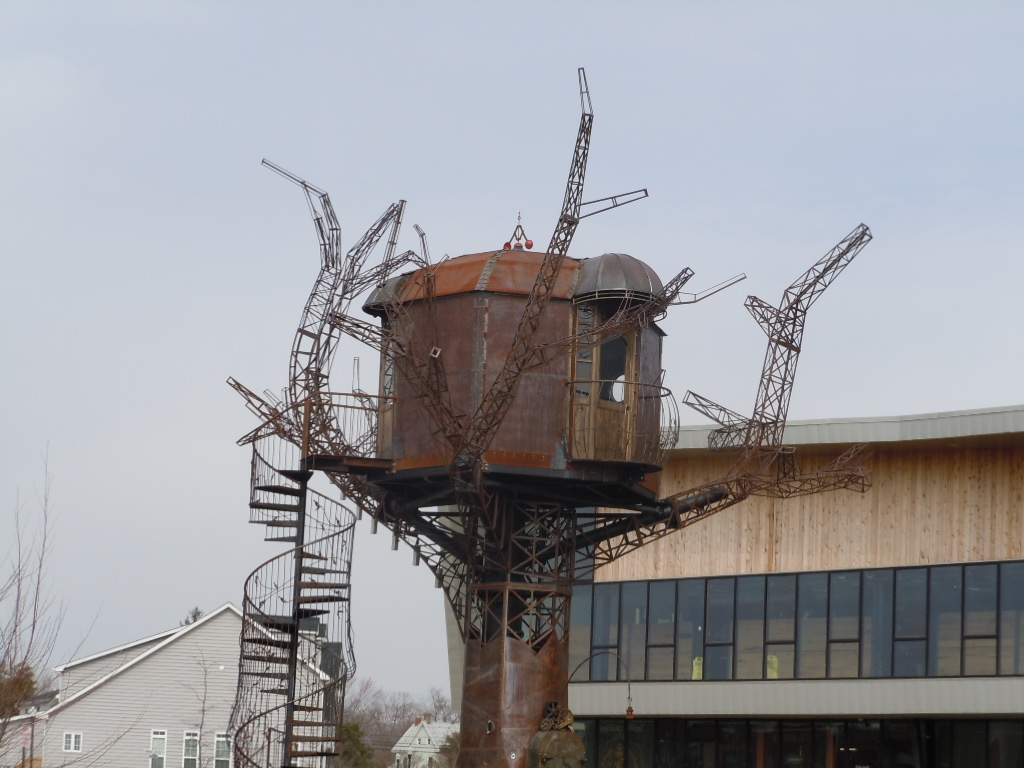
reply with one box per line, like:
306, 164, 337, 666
456, 68, 596, 473
579, 188, 648, 219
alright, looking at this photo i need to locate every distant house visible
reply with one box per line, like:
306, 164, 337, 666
0, 603, 241, 768
391, 715, 458, 768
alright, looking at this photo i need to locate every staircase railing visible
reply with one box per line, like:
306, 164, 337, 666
231, 437, 358, 768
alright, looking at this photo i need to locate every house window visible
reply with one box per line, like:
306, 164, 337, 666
183, 731, 199, 768
215, 733, 231, 768
151, 730, 167, 768
63, 732, 82, 752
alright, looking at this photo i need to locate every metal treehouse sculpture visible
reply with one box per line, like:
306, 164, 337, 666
227, 68, 872, 768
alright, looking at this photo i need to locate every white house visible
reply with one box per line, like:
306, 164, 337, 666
391, 715, 458, 768
0, 603, 241, 768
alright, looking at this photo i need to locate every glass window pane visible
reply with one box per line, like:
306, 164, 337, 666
592, 583, 619, 681
829, 641, 860, 678
736, 576, 765, 680
813, 723, 844, 768
952, 721, 987, 767
717, 721, 748, 768
765, 644, 794, 679
620, 582, 647, 682
780, 722, 813, 768
767, 574, 796, 643
880, 720, 921, 768
989, 721, 1024, 768
797, 573, 827, 679
844, 720, 882, 767
626, 720, 654, 768
963, 637, 997, 676
999, 561, 1024, 676
706, 578, 735, 644
648, 581, 676, 646
893, 639, 926, 677
929, 566, 962, 676
677, 580, 706, 681
929, 720, 953, 768
569, 584, 593, 682
749, 721, 780, 768
574, 720, 596, 767
597, 719, 625, 768
216, 734, 231, 760
647, 646, 674, 681
685, 720, 717, 768
593, 583, 619, 647
598, 337, 628, 402
705, 644, 733, 680
829, 571, 860, 641
895, 568, 928, 639
654, 719, 685, 768
862, 569, 894, 677
962, 564, 997, 639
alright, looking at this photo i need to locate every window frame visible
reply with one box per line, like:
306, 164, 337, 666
214, 732, 232, 768
63, 732, 83, 752
150, 729, 167, 768
183, 730, 199, 768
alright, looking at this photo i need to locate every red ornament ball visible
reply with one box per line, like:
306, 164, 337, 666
525, 239, 534, 249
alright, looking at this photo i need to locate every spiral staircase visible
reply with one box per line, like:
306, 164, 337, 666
230, 436, 359, 768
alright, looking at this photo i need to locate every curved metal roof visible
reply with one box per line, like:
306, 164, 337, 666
572, 252, 663, 302
363, 250, 583, 315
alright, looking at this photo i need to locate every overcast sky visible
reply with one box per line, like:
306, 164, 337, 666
2, 1, 1022, 700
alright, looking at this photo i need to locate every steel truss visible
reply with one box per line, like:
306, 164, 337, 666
230, 69, 874, 768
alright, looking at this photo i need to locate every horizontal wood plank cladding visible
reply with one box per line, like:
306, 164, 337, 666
597, 445, 1024, 582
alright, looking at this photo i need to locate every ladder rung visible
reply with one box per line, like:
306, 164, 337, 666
298, 581, 350, 590
297, 594, 348, 604
301, 565, 347, 576
246, 636, 291, 649
242, 653, 288, 664
246, 670, 287, 680
255, 484, 303, 497
250, 501, 302, 512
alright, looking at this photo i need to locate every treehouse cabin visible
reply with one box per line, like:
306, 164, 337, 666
361, 248, 676, 507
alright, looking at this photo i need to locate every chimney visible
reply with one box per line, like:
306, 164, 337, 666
424, 713, 433, 724
415, 716, 422, 725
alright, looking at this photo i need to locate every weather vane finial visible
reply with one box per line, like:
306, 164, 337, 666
503, 215, 533, 250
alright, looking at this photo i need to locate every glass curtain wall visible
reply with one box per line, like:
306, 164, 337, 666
569, 559, 1024, 683
574, 718, 1024, 768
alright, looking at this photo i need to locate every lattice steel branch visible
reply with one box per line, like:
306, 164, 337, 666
457, 68, 652, 476
576, 225, 875, 571
685, 223, 873, 451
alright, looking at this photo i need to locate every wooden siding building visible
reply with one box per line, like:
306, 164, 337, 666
0, 604, 241, 768
554, 404, 1024, 766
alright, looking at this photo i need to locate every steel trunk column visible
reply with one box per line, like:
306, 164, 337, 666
454, 496, 583, 767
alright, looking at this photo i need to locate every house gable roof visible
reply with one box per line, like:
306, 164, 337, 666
46, 603, 242, 715
392, 720, 459, 753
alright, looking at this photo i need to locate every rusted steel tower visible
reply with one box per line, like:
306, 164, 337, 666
228, 69, 873, 768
